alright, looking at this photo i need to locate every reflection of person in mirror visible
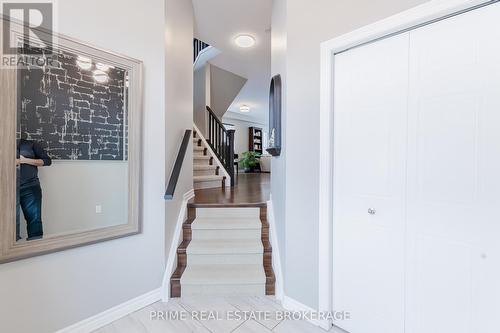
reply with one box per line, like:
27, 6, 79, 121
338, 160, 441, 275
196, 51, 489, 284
16, 139, 52, 241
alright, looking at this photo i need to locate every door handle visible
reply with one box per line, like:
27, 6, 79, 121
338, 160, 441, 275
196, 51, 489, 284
368, 208, 376, 215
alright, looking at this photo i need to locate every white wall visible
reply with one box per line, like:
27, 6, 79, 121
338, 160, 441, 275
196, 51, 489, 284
270, 0, 287, 294
19, 161, 128, 238
271, 0, 430, 309
0, 0, 179, 331
222, 115, 267, 158
164, 0, 194, 260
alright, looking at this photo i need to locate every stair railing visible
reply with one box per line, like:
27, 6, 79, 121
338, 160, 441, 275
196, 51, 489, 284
193, 38, 210, 62
206, 106, 235, 186
165, 129, 192, 200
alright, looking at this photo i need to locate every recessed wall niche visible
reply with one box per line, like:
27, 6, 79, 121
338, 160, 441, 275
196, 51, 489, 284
17, 45, 128, 161
267, 74, 282, 156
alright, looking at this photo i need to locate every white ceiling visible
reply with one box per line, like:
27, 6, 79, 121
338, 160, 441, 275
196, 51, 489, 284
192, 0, 272, 124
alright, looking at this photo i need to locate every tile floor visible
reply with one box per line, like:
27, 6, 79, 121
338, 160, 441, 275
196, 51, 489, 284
93, 296, 337, 333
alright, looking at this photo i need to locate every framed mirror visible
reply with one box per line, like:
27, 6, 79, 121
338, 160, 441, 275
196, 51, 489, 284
0, 17, 143, 263
267, 74, 282, 156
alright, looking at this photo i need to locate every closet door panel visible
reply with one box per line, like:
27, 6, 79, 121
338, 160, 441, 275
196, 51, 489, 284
333, 33, 409, 333
406, 3, 500, 333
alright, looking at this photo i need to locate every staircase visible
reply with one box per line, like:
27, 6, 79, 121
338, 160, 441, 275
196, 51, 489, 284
193, 130, 227, 190
192, 106, 236, 189
170, 204, 275, 297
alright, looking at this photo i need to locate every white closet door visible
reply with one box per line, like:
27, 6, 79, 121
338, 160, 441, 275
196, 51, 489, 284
406, 3, 500, 333
333, 33, 409, 333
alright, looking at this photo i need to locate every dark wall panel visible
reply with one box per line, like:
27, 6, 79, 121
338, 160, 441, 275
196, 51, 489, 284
18, 46, 127, 161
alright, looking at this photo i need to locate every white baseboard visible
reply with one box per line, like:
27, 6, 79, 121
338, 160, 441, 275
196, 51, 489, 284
267, 198, 284, 301
282, 296, 331, 331
161, 189, 196, 301
56, 288, 161, 333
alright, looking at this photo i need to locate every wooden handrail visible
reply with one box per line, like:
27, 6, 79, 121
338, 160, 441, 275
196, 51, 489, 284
165, 129, 192, 200
205, 106, 235, 186
206, 106, 226, 130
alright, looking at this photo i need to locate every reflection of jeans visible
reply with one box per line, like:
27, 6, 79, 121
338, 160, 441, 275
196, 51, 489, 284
16, 185, 43, 240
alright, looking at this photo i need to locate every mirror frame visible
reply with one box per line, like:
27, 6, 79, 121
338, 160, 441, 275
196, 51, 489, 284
0, 17, 143, 263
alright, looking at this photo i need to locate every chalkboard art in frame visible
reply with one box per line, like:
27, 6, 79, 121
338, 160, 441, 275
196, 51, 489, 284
17, 45, 128, 161
267, 74, 282, 156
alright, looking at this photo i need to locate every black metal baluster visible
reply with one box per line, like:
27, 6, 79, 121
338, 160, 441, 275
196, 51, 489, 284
227, 130, 235, 186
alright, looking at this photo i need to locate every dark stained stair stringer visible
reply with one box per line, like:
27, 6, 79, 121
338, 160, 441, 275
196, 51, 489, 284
170, 204, 275, 297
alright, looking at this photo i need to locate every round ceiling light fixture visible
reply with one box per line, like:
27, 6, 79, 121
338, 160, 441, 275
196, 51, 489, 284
76, 55, 92, 70
235, 34, 256, 48
96, 63, 114, 72
240, 105, 250, 113
93, 70, 109, 83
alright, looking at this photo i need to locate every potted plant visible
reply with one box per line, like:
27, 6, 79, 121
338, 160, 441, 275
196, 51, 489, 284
240, 151, 261, 173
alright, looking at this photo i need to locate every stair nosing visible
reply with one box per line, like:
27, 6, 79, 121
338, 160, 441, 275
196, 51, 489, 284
187, 239, 263, 254
191, 217, 261, 230
180, 264, 266, 285
194, 175, 224, 182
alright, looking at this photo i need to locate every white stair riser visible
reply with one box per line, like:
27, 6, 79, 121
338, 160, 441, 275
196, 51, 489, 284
188, 253, 263, 265
194, 180, 223, 190
194, 169, 217, 177
181, 284, 265, 296
196, 207, 260, 219
192, 229, 261, 240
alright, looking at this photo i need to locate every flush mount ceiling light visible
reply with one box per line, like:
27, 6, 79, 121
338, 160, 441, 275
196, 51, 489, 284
93, 69, 109, 83
76, 55, 92, 70
235, 34, 256, 48
96, 63, 114, 72
240, 105, 250, 113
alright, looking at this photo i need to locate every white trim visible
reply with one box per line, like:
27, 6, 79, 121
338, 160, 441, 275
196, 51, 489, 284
318, 32, 335, 331
318, 0, 494, 331
193, 46, 221, 71
192, 123, 231, 187
161, 189, 195, 301
267, 198, 284, 301
183, 189, 195, 202
55, 288, 161, 333
282, 296, 329, 331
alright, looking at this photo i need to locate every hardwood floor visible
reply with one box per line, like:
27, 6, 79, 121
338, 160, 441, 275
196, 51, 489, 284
93, 296, 333, 333
190, 173, 270, 207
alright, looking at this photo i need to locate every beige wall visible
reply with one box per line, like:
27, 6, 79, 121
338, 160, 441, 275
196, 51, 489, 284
19, 161, 128, 238
210, 65, 247, 118
271, 0, 430, 309
194, 63, 248, 137
164, 0, 195, 261
194, 64, 210, 136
